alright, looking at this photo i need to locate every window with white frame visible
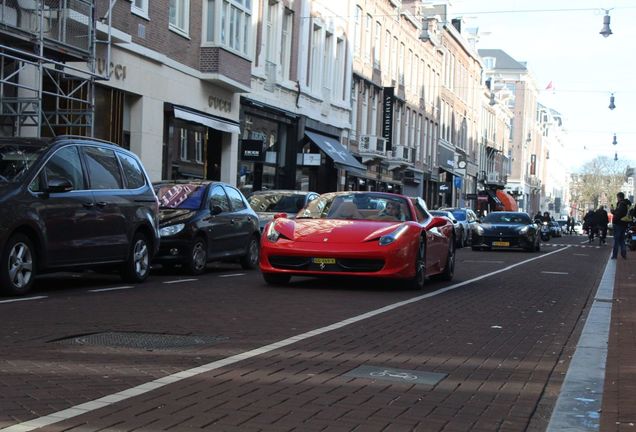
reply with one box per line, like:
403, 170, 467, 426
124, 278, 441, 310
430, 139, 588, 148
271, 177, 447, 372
309, 23, 322, 92
353, 6, 362, 56
131, 0, 148, 18
360, 87, 368, 136
280, 8, 293, 80
384, 30, 391, 77
398, 43, 405, 84
169, 0, 190, 36
205, 0, 251, 57
334, 37, 345, 100
370, 90, 377, 135
265, 2, 277, 64
364, 14, 372, 62
179, 128, 188, 161
322, 31, 333, 98
373, 21, 381, 68
194, 131, 203, 163
416, 114, 422, 162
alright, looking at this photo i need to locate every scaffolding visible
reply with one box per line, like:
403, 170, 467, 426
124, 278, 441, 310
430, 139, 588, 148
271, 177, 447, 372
0, 0, 114, 138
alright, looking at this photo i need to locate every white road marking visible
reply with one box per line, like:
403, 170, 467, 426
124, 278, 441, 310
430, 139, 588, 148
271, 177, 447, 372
0, 246, 571, 432
541, 271, 569, 275
574, 254, 589, 256
89, 286, 134, 293
218, 273, 246, 278
163, 279, 198, 284
0, 296, 47, 304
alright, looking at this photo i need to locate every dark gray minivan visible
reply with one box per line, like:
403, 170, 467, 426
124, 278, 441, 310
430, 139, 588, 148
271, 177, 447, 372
0, 136, 160, 296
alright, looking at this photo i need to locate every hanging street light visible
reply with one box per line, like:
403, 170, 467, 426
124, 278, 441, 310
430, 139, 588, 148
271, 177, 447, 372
614, 152, 618, 161
609, 93, 616, 110
600, 10, 613, 38
613, 133, 618, 145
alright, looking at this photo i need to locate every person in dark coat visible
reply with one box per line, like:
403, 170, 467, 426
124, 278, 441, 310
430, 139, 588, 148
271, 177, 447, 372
595, 205, 609, 244
583, 208, 599, 243
611, 192, 631, 259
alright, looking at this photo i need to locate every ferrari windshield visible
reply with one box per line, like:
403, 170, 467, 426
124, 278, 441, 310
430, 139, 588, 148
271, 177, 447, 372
0, 144, 45, 182
298, 193, 411, 222
482, 212, 532, 224
248, 192, 306, 213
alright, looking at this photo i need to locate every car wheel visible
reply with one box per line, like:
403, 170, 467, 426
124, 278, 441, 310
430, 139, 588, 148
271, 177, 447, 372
0, 233, 36, 296
439, 239, 455, 281
186, 238, 208, 275
240, 235, 260, 270
122, 232, 151, 283
262, 273, 291, 285
406, 237, 426, 290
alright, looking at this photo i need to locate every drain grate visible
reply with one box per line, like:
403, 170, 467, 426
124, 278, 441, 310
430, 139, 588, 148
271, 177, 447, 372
53, 332, 228, 350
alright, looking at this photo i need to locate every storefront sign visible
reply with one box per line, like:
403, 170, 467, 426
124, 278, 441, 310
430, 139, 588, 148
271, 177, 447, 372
208, 95, 232, 113
382, 87, 394, 150
96, 58, 127, 80
241, 139, 264, 161
297, 153, 321, 166
438, 146, 455, 171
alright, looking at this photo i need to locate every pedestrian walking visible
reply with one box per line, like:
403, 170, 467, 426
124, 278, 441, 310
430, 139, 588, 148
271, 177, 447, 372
583, 208, 598, 243
610, 192, 631, 259
596, 206, 609, 244
567, 216, 575, 235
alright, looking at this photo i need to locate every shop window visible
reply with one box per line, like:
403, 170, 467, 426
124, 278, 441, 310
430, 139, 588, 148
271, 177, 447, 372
179, 128, 188, 161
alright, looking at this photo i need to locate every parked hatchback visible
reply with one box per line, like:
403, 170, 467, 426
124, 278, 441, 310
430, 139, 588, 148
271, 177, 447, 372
153, 180, 260, 274
0, 136, 159, 296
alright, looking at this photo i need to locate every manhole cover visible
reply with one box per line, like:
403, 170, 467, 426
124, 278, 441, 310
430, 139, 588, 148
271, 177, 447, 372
344, 365, 447, 385
53, 332, 228, 350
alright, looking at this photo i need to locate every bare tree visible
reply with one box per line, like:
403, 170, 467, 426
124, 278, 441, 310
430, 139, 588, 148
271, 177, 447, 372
570, 156, 629, 211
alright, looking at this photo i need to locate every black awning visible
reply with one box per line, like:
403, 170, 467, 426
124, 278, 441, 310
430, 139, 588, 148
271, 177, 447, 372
305, 131, 366, 171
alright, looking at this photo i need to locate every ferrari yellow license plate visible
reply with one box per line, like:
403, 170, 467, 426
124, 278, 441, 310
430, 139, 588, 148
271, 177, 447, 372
492, 241, 510, 247
313, 258, 336, 264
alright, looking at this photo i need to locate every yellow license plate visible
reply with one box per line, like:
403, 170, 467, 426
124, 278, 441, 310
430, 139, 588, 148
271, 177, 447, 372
492, 241, 510, 247
313, 258, 336, 264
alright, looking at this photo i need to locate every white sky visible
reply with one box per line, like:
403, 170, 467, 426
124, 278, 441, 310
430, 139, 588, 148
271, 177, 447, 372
447, 0, 636, 171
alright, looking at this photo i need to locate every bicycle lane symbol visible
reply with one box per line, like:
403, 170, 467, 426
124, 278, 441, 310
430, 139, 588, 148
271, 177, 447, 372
369, 369, 419, 381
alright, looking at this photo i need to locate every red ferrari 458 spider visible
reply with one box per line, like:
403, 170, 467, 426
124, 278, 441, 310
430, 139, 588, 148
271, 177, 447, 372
259, 192, 456, 289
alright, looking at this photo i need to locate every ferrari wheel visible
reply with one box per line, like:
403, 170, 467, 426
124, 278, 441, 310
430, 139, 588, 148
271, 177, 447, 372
406, 238, 426, 290
439, 240, 455, 281
263, 273, 291, 285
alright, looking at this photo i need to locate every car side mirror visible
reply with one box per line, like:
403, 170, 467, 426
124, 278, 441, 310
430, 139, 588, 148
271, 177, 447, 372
210, 205, 223, 215
47, 177, 73, 193
429, 216, 448, 229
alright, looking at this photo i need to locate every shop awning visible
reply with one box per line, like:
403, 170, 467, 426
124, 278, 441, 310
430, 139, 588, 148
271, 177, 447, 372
496, 189, 519, 211
305, 131, 366, 171
484, 189, 503, 208
174, 106, 240, 134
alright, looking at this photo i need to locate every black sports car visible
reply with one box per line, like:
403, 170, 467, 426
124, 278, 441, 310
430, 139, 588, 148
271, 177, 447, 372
472, 211, 540, 252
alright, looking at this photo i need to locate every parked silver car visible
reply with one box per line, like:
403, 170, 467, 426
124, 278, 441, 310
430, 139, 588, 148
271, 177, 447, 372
247, 190, 319, 231
440, 207, 479, 247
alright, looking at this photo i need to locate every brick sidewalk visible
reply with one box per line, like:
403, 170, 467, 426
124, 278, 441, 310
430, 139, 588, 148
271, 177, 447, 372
601, 250, 636, 430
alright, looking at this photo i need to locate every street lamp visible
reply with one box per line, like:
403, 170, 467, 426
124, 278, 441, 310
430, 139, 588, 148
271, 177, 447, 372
600, 10, 613, 38
609, 93, 616, 110
614, 152, 618, 161
613, 133, 618, 145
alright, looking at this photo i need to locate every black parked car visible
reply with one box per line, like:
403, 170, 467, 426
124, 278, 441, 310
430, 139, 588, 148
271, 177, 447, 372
472, 211, 540, 252
153, 180, 260, 274
0, 136, 159, 296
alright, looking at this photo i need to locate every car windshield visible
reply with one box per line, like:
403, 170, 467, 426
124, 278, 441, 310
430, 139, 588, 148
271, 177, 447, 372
449, 210, 466, 221
248, 192, 306, 213
154, 183, 206, 209
0, 144, 45, 182
298, 193, 411, 222
483, 213, 532, 224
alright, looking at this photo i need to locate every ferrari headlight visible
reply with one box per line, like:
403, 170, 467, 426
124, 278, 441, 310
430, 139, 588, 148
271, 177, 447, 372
159, 223, 185, 237
379, 224, 409, 246
266, 222, 281, 242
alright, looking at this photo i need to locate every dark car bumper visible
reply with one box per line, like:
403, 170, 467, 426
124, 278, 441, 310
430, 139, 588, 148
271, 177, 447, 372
472, 235, 535, 249
153, 238, 192, 263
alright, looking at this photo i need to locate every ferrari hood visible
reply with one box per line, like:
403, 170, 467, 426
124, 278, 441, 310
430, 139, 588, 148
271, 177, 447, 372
274, 218, 403, 243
